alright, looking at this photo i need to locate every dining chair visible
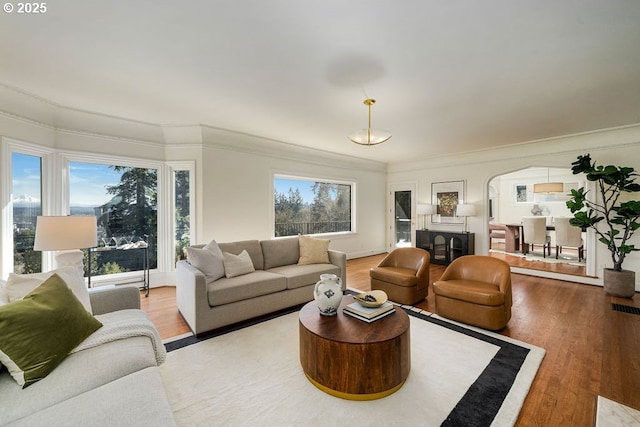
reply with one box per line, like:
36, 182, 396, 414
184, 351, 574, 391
553, 217, 584, 261
522, 216, 551, 257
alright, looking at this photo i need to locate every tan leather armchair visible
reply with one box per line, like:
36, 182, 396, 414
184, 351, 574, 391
369, 247, 430, 305
432, 255, 512, 330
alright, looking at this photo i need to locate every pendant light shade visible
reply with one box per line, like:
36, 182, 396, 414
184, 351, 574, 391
348, 99, 391, 146
533, 168, 563, 194
533, 182, 564, 193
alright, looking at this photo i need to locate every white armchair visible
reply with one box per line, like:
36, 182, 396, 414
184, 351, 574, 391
553, 217, 584, 261
522, 216, 551, 257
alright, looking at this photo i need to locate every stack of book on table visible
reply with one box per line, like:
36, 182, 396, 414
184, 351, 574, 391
343, 301, 395, 323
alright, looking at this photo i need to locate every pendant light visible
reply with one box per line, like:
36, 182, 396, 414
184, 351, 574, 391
533, 168, 563, 193
348, 99, 392, 146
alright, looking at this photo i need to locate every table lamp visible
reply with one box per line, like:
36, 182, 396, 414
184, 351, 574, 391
456, 204, 476, 233
34, 216, 97, 286
416, 203, 436, 230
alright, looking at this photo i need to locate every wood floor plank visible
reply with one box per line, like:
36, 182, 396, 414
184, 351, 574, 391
139, 254, 640, 426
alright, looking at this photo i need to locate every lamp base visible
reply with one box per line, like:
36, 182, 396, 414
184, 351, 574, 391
54, 249, 85, 280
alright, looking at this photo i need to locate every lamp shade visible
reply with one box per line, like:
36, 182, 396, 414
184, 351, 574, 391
417, 204, 436, 215
34, 216, 97, 251
456, 204, 476, 217
533, 182, 564, 193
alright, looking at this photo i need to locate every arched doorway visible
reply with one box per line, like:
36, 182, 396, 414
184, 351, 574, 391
487, 167, 595, 278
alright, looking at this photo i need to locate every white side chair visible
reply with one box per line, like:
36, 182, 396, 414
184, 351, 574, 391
553, 217, 584, 261
522, 216, 551, 257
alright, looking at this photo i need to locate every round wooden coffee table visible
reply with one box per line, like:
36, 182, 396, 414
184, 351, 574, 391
299, 296, 410, 400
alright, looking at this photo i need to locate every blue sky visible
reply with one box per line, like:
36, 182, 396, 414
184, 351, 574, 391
11, 153, 41, 201
12, 153, 122, 206
69, 162, 121, 206
274, 178, 315, 203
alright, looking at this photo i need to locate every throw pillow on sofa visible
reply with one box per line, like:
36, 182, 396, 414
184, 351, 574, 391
223, 250, 255, 278
0, 273, 103, 388
186, 240, 225, 282
298, 235, 330, 265
6, 265, 92, 313
0, 279, 8, 306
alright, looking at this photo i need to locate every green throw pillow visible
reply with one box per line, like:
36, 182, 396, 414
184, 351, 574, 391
0, 273, 103, 388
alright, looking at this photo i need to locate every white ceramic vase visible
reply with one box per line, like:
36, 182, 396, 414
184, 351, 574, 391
314, 274, 343, 316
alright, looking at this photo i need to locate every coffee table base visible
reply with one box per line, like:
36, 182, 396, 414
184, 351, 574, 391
299, 299, 411, 401
304, 373, 407, 401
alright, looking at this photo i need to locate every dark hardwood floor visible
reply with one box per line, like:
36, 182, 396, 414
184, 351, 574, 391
141, 254, 640, 427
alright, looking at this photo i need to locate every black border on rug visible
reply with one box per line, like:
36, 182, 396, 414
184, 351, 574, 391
164, 303, 305, 352
165, 296, 533, 427
406, 309, 531, 427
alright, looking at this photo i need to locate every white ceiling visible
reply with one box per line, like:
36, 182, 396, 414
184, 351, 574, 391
1, 0, 639, 163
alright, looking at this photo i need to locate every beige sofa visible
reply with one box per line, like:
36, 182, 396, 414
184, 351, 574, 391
0, 286, 176, 427
176, 236, 347, 336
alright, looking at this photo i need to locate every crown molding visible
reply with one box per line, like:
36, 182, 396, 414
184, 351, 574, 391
0, 82, 386, 172
388, 122, 640, 174
200, 125, 387, 173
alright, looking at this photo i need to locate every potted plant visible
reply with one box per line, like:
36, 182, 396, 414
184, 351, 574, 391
566, 154, 640, 297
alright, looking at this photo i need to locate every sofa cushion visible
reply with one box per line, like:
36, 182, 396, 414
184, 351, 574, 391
0, 335, 158, 425
186, 245, 225, 282
267, 263, 341, 290
222, 250, 255, 278
0, 278, 8, 306
298, 235, 330, 265
0, 274, 103, 388
7, 367, 176, 427
370, 266, 420, 287
207, 271, 286, 306
218, 240, 264, 270
261, 236, 300, 269
6, 266, 92, 313
432, 280, 505, 306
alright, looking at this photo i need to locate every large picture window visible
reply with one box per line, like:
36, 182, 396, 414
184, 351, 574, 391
69, 161, 158, 278
274, 175, 353, 237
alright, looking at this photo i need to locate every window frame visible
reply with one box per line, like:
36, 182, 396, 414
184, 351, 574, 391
1, 138, 54, 277
272, 173, 356, 239
167, 160, 196, 270
62, 151, 165, 285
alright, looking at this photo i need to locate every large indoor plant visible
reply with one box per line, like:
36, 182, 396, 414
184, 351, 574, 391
567, 154, 640, 297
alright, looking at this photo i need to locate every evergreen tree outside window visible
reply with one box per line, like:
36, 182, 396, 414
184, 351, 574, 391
274, 176, 353, 237
175, 170, 190, 263
69, 161, 158, 278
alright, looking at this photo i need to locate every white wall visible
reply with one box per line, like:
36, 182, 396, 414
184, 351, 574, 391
387, 124, 640, 290
197, 127, 387, 258
491, 167, 582, 226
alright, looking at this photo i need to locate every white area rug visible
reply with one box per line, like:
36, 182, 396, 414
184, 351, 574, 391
160, 309, 545, 427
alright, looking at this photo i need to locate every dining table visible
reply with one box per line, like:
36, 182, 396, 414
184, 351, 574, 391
506, 223, 556, 255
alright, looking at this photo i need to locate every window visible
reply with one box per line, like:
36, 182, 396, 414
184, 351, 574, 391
174, 169, 190, 263
69, 161, 158, 278
274, 176, 353, 237
12, 153, 43, 273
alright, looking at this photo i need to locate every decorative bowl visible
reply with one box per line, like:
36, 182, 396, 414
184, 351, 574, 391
354, 290, 388, 308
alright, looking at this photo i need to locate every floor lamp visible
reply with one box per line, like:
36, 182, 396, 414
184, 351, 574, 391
34, 216, 98, 287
